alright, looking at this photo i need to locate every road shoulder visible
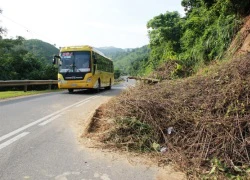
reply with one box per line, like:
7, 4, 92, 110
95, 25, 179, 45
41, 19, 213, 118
67, 91, 186, 180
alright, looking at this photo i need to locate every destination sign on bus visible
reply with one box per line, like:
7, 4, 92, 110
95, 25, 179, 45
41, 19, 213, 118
61, 52, 73, 58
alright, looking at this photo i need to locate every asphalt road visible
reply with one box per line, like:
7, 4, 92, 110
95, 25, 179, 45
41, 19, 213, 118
0, 81, 162, 180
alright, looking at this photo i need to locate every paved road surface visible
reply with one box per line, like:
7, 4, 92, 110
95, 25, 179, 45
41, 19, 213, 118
0, 81, 164, 180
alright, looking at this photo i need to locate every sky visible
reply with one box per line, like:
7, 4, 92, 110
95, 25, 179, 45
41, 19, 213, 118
0, 0, 184, 49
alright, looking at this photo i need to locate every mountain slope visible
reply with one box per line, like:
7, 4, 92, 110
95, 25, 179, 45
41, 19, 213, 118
114, 46, 150, 75
23, 39, 59, 64
96, 46, 125, 58
96, 46, 150, 75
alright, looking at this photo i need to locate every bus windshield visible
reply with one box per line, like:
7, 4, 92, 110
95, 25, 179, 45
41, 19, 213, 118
59, 51, 91, 73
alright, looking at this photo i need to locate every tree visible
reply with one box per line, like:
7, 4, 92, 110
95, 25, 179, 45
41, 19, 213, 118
146, 11, 183, 72
114, 69, 121, 79
229, 0, 250, 16
0, 9, 6, 37
147, 11, 182, 49
0, 36, 57, 81
181, 0, 202, 14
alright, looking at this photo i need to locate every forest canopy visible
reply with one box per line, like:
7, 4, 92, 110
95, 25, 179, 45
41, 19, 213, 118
0, 36, 58, 80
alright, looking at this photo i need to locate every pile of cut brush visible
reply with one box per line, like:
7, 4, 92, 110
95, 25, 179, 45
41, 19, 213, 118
148, 60, 189, 80
149, 60, 182, 80
87, 54, 250, 178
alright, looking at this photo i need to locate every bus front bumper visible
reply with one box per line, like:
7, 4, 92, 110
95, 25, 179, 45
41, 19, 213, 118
58, 80, 95, 89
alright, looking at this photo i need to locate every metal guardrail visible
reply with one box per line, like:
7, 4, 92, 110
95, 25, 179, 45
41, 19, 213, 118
0, 80, 58, 92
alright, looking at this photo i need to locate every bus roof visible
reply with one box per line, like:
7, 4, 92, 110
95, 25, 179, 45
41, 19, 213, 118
60, 45, 112, 61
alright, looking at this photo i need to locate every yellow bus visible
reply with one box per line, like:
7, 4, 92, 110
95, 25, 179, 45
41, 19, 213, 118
53, 45, 114, 93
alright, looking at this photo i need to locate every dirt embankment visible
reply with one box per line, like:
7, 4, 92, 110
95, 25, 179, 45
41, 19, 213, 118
228, 16, 250, 56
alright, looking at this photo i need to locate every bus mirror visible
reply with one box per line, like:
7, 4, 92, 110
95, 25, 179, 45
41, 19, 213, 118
52, 57, 56, 64
53, 55, 61, 65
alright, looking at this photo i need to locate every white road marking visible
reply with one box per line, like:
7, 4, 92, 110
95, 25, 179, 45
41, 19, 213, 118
0, 95, 97, 143
100, 174, 111, 180
55, 171, 81, 180
93, 173, 111, 180
0, 114, 55, 143
74, 96, 100, 108
38, 114, 61, 126
111, 87, 126, 89
75, 100, 90, 107
0, 132, 30, 150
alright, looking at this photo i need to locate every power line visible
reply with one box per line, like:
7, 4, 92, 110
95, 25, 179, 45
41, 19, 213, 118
0, 13, 57, 46
1, 14, 30, 32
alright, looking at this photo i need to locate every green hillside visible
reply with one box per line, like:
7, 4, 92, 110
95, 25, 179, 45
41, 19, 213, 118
0, 36, 57, 81
96, 47, 125, 58
112, 46, 150, 75
97, 46, 150, 75
143, 0, 250, 78
23, 39, 59, 64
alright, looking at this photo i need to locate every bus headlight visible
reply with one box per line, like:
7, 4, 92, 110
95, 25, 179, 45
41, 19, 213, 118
87, 77, 92, 82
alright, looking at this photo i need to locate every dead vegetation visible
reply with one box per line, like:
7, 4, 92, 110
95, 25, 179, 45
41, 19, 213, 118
227, 16, 250, 57
149, 60, 188, 80
85, 54, 250, 179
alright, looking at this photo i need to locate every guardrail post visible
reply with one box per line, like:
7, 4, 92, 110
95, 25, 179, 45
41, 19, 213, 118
24, 85, 27, 92
48, 84, 52, 90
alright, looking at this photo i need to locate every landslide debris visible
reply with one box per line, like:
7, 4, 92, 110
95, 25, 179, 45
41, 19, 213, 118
85, 54, 250, 178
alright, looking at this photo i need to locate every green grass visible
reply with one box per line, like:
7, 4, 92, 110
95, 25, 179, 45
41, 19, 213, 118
0, 90, 60, 100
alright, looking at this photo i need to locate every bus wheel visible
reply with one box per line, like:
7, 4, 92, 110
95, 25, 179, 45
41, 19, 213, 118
105, 79, 112, 90
68, 89, 74, 93
96, 80, 101, 93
